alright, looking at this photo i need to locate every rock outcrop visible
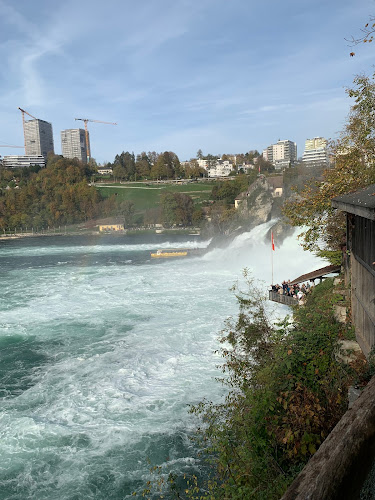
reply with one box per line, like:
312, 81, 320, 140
208, 174, 294, 249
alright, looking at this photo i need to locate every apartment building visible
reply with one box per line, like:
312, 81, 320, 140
302, 137, 329, 167
2, 155, 45, 169
24, 119, 54, 160
262, 140, 297, 169
208, 159, 233, 177
61, 129, 89, 163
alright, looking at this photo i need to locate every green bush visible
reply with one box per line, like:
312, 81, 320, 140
185, 275, 364, 499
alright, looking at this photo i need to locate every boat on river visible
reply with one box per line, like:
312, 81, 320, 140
151, 249, 188, 258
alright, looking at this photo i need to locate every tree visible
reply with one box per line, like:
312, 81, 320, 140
256, 154, 274, 172
147, 151, 159, 166
160, 191, 194, 226
112, 151, 136, 180
211, 175, 253, 206
150, 159, 168, 180
135, 152, 151, 179
112, 164, 128, 180
160, 192, 179, 226
183, 159, 205, 179
0, 155, 107, 230
184, 276, 361, 500
196, 149, 203, 159
151, 151, 181, 180
208, 203, 237, 234
346, 16, 375, 54
119, 200, 134, 227
244, 150, 260, 162
283, 73, 375, 255
204, 153, 219, 170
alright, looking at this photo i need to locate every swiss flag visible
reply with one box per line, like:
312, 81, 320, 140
271, 231, 275, 251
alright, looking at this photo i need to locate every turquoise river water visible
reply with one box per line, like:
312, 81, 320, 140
0, 223, 325, 499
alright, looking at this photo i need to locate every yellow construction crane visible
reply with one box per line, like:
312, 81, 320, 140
74, 118, 117, 163
18, 107, 38, 154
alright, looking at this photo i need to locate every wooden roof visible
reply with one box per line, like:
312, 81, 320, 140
331, 184, 375, 220
267, 176, 283, 189
290, 265, 341, 285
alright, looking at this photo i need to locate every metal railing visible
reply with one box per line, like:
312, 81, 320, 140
269, 290, 298, 306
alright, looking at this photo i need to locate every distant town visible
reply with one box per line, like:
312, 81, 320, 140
0, 109, 330, 175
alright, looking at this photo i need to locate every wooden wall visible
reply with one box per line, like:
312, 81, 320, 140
351, 254, 375, 357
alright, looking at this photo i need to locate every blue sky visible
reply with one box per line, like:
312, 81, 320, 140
0, 0, 374, 163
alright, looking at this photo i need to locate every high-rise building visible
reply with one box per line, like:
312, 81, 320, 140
24, 119, 54, 160
262, 145, 274, 164
61, 129, 89, 163
262, 140, 297, 169
302, 137, 329, 167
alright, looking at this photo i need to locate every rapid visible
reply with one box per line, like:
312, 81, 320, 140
0, 223, 325, 499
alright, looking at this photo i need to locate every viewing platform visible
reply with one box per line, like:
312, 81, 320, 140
268, 291, 298, 306
269, 264, 341, 306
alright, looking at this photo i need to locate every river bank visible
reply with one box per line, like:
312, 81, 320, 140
0, 227, 203, 242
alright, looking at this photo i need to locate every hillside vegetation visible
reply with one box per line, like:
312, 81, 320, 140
143, 277, 372, 499
0, 156, 114, 230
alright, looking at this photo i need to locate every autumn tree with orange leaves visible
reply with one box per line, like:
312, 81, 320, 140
283, 73, 375, 258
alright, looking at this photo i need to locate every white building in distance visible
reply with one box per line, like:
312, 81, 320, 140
262, 139, 297, 169
208, 159, 233, 177
197, 159, 209, 169
61, 129, 89, 163
302, 137, 329, 167
2, 155, 45, 169
24, 119, 54, 160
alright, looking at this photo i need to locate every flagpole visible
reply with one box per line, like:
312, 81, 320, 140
271, 235, 274, 285
271, 231, 275, 285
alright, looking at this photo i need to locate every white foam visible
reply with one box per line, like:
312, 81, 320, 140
0, 238, 210, 257
0, 225, 326, 497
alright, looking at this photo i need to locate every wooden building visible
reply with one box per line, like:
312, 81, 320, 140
332, 184, 375, 357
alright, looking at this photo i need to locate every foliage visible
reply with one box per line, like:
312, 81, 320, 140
315, 250, 343, 266
111, 151, 136, 181
160, 191, 194, 226
346, 15, 375, 52
183, 160, 206, 179
0, 156, 111, 230
255, 155, 274, 173
283, 73, 375, 253
211, 174, 256, 205
119, 200, 135, 227
150, 151, 182, 180
207, 203, 237, 235
135, 152, 152, 179
178, 276, 365, 499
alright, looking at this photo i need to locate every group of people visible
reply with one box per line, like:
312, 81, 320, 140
270, 280, 313, 302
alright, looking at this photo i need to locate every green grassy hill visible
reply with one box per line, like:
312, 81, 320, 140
95, 182, 214, 213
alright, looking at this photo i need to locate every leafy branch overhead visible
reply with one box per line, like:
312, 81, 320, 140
283, 73, 375, 255
346, 16, 375, 51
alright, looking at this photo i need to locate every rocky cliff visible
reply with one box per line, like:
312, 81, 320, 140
208, 175, 293, 249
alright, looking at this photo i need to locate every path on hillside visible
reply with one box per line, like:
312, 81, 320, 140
96, 185, 209, 193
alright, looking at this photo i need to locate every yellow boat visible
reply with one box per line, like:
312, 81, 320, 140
150, 249, 188, 258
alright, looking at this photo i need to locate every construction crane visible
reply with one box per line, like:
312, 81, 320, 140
18, 107, 38, 154
0, 144, 24, 160
74, 118, 117, 163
